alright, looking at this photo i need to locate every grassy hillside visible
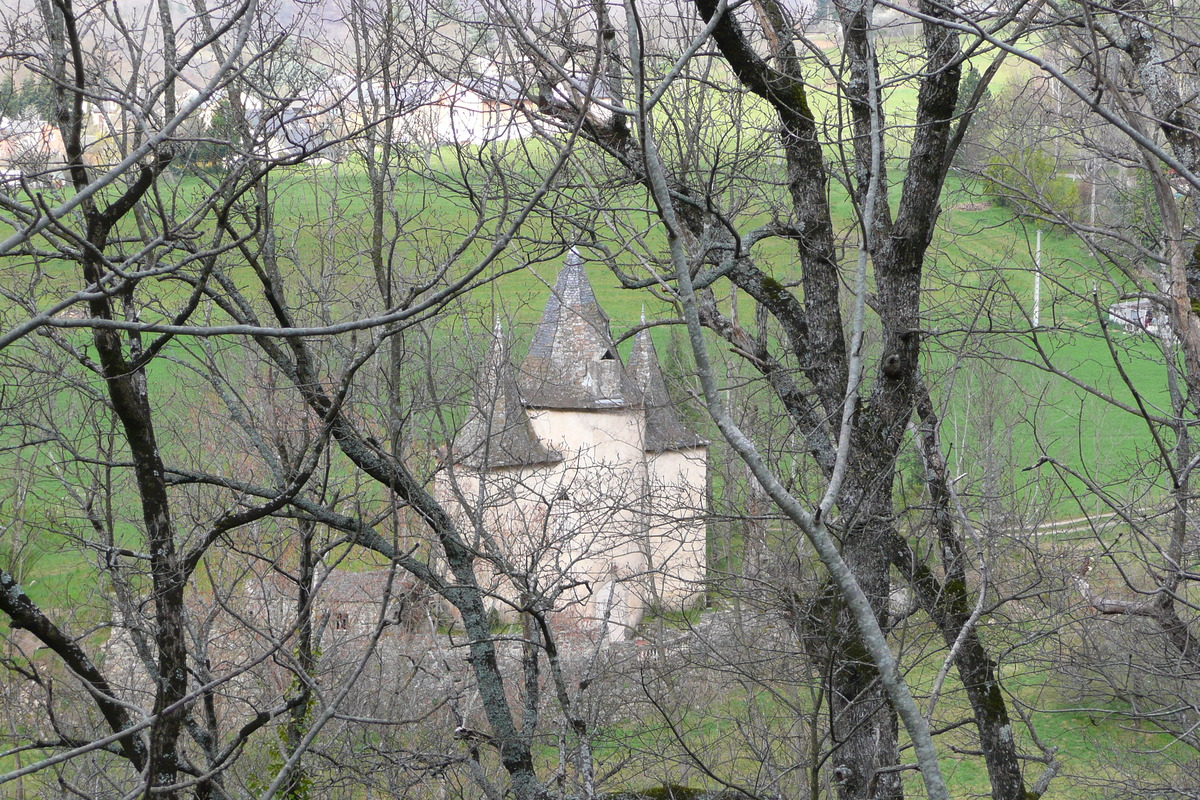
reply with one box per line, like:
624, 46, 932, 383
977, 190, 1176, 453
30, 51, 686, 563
1, 89, 1182, 794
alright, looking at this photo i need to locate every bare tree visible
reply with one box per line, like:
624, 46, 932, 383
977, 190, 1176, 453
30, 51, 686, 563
949, 2, 1200, 793
0, 0, 575, 796
428, 0, 1067, 796
12, 0, 1200, 796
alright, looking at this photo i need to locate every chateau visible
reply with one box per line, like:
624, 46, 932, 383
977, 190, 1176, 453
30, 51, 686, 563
436, 251, 708, 639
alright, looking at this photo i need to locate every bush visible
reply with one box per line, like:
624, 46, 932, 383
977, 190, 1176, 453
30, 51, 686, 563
983, 146, 1080, 221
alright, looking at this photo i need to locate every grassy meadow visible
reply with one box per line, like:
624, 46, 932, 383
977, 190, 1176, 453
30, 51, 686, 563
0, 49, 1189, 796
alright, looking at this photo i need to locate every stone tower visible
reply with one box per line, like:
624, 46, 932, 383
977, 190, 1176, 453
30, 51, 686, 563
436, 250, 707, 640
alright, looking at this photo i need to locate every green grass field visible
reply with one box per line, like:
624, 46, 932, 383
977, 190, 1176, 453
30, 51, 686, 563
0, 58, 1189, 795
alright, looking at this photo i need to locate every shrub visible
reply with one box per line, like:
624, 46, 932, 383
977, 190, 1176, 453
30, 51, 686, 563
983, 146, 1080, 221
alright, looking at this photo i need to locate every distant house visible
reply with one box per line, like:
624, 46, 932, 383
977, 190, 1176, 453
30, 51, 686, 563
0, 117, 65, 186
320, 76, 441, 145
247, 567, 428, 646
435, 250, 708, 641
102, 567, 428, 713
1108, 298, 1173, 341
316, 67, 624, 151
320, 72, 537, 148
241, 104, 328, 160
435, 74, 535, 145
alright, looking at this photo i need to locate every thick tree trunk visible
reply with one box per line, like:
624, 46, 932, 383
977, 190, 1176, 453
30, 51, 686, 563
84, 263, 189, 800
691, 0, 962, 789
28, 0, 192, 793
829, 519, 901, 800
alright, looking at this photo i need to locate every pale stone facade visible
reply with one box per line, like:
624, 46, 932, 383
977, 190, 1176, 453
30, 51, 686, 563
435, 251, 707, 640
100, 567, 427, 712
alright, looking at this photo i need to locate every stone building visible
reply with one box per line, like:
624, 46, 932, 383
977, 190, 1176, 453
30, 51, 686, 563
100, 566, 428, 719
436, 251, 707, 639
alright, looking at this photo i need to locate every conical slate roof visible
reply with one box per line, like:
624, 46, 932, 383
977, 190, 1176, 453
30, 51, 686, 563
453, 324, 561, 469
627, 328, 706, 452
519, 250, 635, 409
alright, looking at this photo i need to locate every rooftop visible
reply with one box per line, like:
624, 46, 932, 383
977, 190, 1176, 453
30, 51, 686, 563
453, 322, 562, 470
627, 328, 706, 452
518, 249, 637, 410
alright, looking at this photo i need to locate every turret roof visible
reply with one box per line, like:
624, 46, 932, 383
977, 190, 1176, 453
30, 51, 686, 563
519, 250, 636, 409
453, 323, 562, 469
627, 328, 706, 452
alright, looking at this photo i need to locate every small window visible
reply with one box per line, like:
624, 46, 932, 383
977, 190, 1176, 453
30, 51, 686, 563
333, 611, 349, 631
600, 349, 616, 361
555, 488, 570, 502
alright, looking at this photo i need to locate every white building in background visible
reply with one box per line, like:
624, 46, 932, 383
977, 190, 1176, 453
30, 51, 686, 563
435, 251, 708, 640
315, 65, 622, 150
1108, 298, 1173, 341
320, 73, 536, 147
0, 117, 65, 185
431, 75, 535, 145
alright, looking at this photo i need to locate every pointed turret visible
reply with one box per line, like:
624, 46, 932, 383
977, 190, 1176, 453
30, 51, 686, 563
520, 249, 634, 409
627, 328, 705, 452
453, 322, 561, 469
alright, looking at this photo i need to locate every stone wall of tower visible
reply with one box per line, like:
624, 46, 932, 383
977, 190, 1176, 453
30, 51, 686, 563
526, 407, 651, 636
644, 447, 708, 609
436, 408, 708, 633
434, 462, 570, 622
434, 405, 658, 635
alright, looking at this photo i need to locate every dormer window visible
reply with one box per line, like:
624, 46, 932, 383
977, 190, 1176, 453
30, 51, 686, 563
600, 349, 615, 361
555, 488, 570, 502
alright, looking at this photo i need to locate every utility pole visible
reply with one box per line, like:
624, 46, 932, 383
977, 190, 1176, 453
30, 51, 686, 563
1089, 158, 1097, 227
1033, 229, 1042, 327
